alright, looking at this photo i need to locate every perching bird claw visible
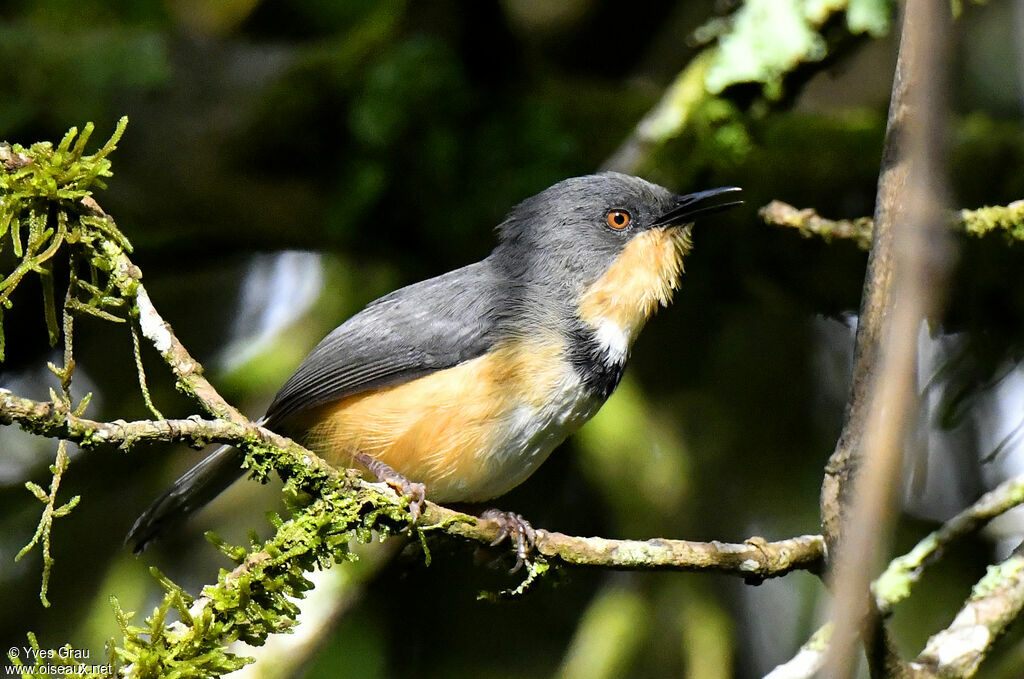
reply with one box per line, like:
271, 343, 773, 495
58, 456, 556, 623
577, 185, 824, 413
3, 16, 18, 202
355, 452, 426, 522
481, 509, 536, 572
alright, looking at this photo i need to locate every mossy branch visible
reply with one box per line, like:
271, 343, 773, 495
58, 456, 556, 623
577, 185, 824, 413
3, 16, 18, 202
910, 552, 1024, 678
0, 118, 130, 359
2, 120, 136, 605
0, 387, 824, 582
767, 472, 1024, 679
2, 383, 822, 677
108, 484, 418, 679
872, 473, 1024, 615
777, 551, 1024, 679
759, 199, 1024, 249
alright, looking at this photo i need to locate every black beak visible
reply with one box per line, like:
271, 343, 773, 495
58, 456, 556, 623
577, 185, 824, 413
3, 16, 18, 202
651, 186, 743, 228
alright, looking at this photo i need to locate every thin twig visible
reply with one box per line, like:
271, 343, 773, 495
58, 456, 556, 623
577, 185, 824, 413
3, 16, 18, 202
759, 199, 1024, 249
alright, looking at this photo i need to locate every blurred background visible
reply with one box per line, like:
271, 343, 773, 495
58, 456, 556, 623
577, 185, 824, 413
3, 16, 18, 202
2, 1, 1024, 677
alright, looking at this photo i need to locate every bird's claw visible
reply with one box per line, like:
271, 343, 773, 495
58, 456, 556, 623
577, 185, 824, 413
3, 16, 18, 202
354, 452, 426, 521
481, 509, 536, 572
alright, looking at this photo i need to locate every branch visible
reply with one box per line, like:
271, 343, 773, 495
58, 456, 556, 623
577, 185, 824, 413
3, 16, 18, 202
531, 532, 822, 580
82, 197, 247, 425
759, 201, 879, 250
769, 473, 1024, 679
0, 388, 823, 579
759, 199, 1024, 249
909, 551, 1024, 678
822, 2, 954, 676
763, 624, 833, 679
873, 473, 1024, 615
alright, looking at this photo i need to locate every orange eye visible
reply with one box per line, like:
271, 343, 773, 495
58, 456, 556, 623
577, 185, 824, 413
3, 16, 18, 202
606, 209, 632, 230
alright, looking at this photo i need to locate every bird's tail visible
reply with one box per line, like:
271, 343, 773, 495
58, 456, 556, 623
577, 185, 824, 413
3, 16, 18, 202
127, 444, 246, 553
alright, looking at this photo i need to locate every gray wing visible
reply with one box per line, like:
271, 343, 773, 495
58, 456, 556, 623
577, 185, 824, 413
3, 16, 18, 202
265, 260, 502, 424
129, 260, 503, 552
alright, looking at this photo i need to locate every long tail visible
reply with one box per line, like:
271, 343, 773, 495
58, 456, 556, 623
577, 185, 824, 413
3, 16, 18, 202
127, 444, 246, 553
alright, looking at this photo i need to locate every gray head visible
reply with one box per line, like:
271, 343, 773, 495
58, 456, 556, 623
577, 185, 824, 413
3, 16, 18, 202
485, 172, 741, 354
490, 172, 741, 296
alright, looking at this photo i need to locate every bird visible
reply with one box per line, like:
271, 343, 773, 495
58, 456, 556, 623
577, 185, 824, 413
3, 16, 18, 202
128, 172, 742, 557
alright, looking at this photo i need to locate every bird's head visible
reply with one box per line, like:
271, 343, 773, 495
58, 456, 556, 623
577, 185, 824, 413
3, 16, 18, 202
492, 172, 742, 353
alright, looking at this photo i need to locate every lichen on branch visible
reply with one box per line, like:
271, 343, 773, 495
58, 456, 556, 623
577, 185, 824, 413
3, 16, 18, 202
760, 198, 1024, 249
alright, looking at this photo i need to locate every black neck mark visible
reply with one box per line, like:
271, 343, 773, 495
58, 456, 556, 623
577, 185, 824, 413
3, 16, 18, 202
564, 321, 627, 400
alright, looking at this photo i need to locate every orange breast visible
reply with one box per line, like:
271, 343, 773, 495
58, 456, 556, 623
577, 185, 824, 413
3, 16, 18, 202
293, 334, 592, 502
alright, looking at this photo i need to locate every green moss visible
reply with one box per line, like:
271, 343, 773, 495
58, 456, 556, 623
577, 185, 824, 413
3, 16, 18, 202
1, 118, 132, 361
104, 480, 418, 678
15, 440, 80, 607
478, 556, 552, 602
871, 554, 918, 609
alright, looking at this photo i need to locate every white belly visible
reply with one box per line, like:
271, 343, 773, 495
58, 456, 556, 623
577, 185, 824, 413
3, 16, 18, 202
454, 367, 603, 501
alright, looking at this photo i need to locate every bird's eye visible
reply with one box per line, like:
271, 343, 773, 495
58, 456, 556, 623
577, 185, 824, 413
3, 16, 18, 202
606, 209, 632, 230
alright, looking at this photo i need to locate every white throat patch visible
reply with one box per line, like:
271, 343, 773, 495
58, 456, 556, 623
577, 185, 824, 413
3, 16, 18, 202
594, 319, 630, 364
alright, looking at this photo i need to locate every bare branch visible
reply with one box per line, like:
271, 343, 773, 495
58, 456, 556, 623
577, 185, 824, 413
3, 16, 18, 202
823, 2, 954, 676
531, 532, 823, 579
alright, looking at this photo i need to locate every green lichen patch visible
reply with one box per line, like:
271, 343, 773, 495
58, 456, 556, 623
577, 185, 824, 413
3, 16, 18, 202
970, 555, 1024, 600
962, 201, 1024, 243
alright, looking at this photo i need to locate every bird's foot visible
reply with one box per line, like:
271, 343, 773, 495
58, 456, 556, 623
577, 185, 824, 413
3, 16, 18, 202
354, 452, 426, 521
480, 509, 536, 572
